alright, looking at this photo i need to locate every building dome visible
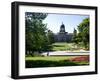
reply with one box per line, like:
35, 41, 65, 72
60, 22, 65, 33
54, 22, 73, 42
61, 23, 65, 28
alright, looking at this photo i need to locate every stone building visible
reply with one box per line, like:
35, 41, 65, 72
54, 23, 73, 42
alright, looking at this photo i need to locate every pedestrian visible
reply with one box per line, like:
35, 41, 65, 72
47, 51, 49, 56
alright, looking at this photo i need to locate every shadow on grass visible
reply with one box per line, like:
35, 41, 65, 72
26, 60, 80, 68
53, 45, 65, 47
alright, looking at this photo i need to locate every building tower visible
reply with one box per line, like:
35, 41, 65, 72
60, 22, 65, 33
54, 22, 73, 42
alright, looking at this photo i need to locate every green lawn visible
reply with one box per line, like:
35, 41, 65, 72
26, 56, 78, 61
51, 42, 86, 51
25, 42, 89, 68
25, 56, 89, 68
52, 42, 75, 51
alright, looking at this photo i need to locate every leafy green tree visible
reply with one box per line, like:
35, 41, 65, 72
25, 12, 49, 54
77, 18, 89, 50
72, 28, 78, 44
47, 30, 55, 44
72, 18, 89, 50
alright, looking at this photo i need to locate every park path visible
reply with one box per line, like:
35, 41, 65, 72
41, 51, 89, 56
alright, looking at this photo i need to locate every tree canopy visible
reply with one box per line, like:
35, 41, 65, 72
72, 18, 89, 50
25, 12, 50, 54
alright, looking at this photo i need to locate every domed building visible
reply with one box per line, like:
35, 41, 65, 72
54, 23, 73, 42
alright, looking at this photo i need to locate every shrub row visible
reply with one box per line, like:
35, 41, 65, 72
26, 60, 79, 68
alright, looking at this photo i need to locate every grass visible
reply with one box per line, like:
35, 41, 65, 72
25, 42, 89, 68
77, 61, 89, 65
51, 42, 89, 51
25, 56, 89, 68
26, 56, 78, 61
52, 42, 73, 51
52, 42, 80, 51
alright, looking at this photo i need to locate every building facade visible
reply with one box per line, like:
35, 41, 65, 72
54, 23, 73, 42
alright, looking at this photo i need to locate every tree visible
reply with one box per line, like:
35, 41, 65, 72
47, 30, 55, 44
72, 28, 78, 44
77, 18, 89, 50
25, 12, 49, 54
72, 18, 89, 50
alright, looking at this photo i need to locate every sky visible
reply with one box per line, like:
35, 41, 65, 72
43, 14, 89, 33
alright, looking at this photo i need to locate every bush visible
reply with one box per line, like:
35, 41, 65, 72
25, 60, 78, 68
26, 53, 44, 57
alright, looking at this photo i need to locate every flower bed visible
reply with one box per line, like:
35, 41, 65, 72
69, 55, 89, 62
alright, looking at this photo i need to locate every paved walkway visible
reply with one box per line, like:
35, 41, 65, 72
41, 51, 89, 56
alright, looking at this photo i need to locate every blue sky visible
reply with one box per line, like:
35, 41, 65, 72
43, 14, 89, 33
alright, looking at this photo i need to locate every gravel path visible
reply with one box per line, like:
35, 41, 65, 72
41, 51, 89, 56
